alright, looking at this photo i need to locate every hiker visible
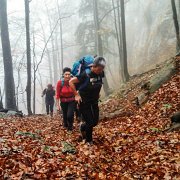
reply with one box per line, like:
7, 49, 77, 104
42, 84, 55, 117
69, 56, 106, 145
56, 67, 75, 131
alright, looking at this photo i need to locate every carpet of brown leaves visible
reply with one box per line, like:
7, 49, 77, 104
0, 73, 179, 179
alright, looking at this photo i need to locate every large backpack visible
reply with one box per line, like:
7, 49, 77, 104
71, 55, 94, 77
71, 55, 94, 90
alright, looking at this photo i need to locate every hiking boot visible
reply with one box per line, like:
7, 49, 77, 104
86, 141, 93, 146
63, 125, 68, 130
77, 135, 83, 142
67, 126, 73, 131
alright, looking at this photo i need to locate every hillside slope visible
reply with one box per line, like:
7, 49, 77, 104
0, 59, 179, 179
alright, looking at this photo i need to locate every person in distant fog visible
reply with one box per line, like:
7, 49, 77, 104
42, 84, 55, 117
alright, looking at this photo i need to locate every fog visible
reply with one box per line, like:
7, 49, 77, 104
0, 0, 179, 114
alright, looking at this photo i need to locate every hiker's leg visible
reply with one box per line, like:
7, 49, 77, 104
60, 102, 68, 128
75, 103, 82, 122
80, 103, 94, 142
46, 103, 49, 115
91, 103, 99, 127
67, 101, 75, 130
50, 101, 54, 117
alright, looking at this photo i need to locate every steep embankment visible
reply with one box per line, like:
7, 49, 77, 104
0, 58, 179, 179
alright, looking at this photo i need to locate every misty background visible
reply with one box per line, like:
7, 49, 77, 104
0, 0, 179, 114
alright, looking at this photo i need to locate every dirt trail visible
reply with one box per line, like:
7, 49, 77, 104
0, 59, 179, 179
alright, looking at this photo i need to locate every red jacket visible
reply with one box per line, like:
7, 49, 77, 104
56, 80, 75, 102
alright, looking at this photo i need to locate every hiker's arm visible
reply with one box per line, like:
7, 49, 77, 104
41, 89, 46, 97
56, 99, 61, 111
56, 81, 61, 110
69, 77, 82, 104
53, 89, 55, 96
69, 77, 79, 95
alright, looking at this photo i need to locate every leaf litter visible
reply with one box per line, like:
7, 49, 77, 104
0, 72, 179, 179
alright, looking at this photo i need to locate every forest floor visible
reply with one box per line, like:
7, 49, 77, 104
0, 58, 179, 179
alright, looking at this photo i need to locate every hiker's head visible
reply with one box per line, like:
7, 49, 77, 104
91, 56, 106, 74
63, 67, 71, 81
47, 84, 53, 90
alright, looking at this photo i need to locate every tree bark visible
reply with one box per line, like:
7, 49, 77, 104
45, 3, 58, 85
117, 0, 125, 81
51, 34, 58, 85
40, 20, 53, 83
171, 0, 180, 53
120, 0, 130, 82
93, 0, 110, 96
24, 0, 32, 115
0, 88, 4, 109
57, 0, 64, 74
112, 0, 124, 81
135, 91, 149, 106
0, 0, 16, 110
33, 33, 36, 114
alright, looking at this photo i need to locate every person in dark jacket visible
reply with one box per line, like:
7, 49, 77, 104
56, 67, 75, 131
69, 56, 106, 145
42, 84, 55, 117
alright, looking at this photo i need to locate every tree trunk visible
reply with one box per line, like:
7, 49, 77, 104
33, 33, 36, 114
45, 3, 58, 85
55, 33, 61, 76
93, 0, 110, 96
19, 76, 27, 110
59, 18, 64, 74
33, 65, 36, 114
171, 0, 180, 53
24, 0, 32, 115
0, 0, 16, 110
57, 0, 64, 74
0, 88, 4, 109
51, 34, 58, 85
40, 20, 53, 83
112, 0, 124, 81
135, 91, 149, 106
120, 0, 130, 82
16, 62, 22, 110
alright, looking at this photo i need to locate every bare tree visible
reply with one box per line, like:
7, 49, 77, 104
119, 0, 129, 81
112, 0, 129, 82
0, 0, 16, 110
39, 20, 53, 83
24, 0, 32, 115
32, 33, 36, 114
57, 0, 64, 73
45, 3, 58, 85
112, 0, 123, 80
171, 0, 180, 53
93, 0, 110, 96
15, 53, 25, 110
0, 88, 4, 109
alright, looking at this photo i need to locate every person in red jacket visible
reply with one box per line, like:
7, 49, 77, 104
56, 67, 75, 131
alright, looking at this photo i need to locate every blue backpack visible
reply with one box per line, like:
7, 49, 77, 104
71, 55, 94, 77
71, 55, 94, 90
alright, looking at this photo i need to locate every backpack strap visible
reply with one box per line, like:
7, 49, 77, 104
78, 69, 91, 91
59, 79, 65, 95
